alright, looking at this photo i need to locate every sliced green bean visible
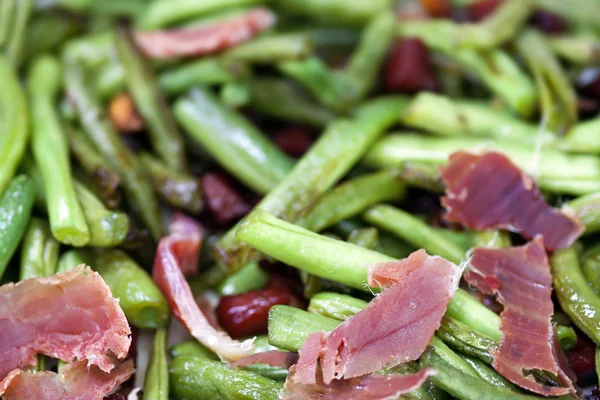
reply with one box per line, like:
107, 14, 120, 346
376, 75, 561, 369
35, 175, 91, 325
140, 152, 203, 214
225, 33, 312, 63
551, 247, 600, 346
347, 227, 379, 250
470, 230, 511, 249
64, 60, 163, 240
19, 218, 60, 281
216, 261, 269, 296
308, 292, 368, 321
22, 12, 82, 62
563, 192, 600, 235
0, 55, 29, 195
92, 249, 170, 328
556, 325, 578, 351
170, 355, 282, 400
298, 169, 406, 232
537, 0, 600, 31
56, 249, 91, 273
220, 80, 251, 108
3, 0, 33, 66
0, 175, 35, 280
170, 340, 219, 360
174, 86, 294, 195
582, 243, 600, 295
275, 0, 393, 26
115, 25, 188, 172
144, 329, 169, 400
248, 78, 336, 128
0, 0, 15, 48
549, 35, 600, 65
29, 55, 90, 246
558, 117, 600, 154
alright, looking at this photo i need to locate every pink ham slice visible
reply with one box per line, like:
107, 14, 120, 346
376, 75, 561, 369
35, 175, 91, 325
319, 249, 461, 383
440, 151, 583, 251
283, 366, 435, 400
153, 213, 253, 361
134, 8, 276, 59
0, 359, 134, 400
465, 238, 576, 396
0, 266, 131, 380
231, 350, 299, 369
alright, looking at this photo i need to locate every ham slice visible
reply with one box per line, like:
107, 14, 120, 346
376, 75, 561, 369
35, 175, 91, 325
283, 366, 435, 400
134, 8, 276, 59
465, 238, 576, 396
319, 250, 461, 383
152, 213, 253, 361
441, 151, 583, 251
0, 266, 131, 380
231, 350, 299, 369
0, 359, 134, 400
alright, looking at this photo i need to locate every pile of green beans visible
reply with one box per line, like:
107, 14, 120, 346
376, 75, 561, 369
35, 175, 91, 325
3, 0, 600, 398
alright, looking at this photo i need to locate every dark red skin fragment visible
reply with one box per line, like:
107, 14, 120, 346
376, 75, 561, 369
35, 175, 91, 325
466, 0, 503, 21
200, 173, 250, 225
272, 127, 313, 158
216, 285, 293, 339
419, 0, 452, 18
530, 11, 568, 34
384, 38, 438, 93
566, 332, 596, 382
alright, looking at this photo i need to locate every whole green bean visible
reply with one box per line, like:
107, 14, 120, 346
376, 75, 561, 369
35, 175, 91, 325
115, 25, 188, 172
92, 249, 170, 328
248, 78, 336, 128
218, 96, 407, 270
347, 227, 379, 250
56, 249, 92, 273
170, 355, 282, 400
224, 33, 313, 63
551, 247, 600, 346
170, 340, 219, 360
308, 292, 368, 321
0, 55, 29, 195
144, 329, 169, 400
582, 243, 600, 295
216, 261, 269, 296
64, 60, 163, 240
298, 169, 406, 232
19, 218, 60, 281
140, 152, 203, 214
548, 35, 600, 65
0, 175, 35, 279
174, 87, 294, 195
275, 0, 393, 26
28, 55, 90, 246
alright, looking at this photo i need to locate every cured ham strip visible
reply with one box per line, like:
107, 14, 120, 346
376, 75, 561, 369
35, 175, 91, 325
152, 213, 253, 361
441, 151, 583, 251
0, 359, 134, 400
0, 266, 131, 380
231, 350, 299, 369
283, 366, 435, 400
134, 8, 276, 59
318, 250, 461, 384
464, 238, 576, 396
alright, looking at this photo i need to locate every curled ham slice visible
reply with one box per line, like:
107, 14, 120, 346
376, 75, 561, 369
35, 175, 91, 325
441, 151, 583, 251
152, 213, 254, 361
231, 350, 299, 369
283, 366, 435, 400
465, 238, 576, 396
0, 359, 134, 400
0, 266, 131, 380
134, 8, 276, 59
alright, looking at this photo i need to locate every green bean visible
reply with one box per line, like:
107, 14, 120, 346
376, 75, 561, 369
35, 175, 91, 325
224, 33, 313, 63
558, 117, 600, 154
115, 25, 188, 172
455, 0, 534, 49
241, 336, 289, 381
0, 55, 29, 195
596, 347, 600, 382
394, 161, 445, 193
3, 0, 33, 66
74, 182, 129, 247
56, 249, 92, 273
582, 243, 600, 295
21, 13, 82, 62
19, 218, 60, 281
159, 58, 249, 96
363, 133, 600, 195
64, 60, 163, 240
170, 340, 219, 360
551, 247, 600, 346
308, 292, 368, 321
298, 169, 406, 232
470, 230, 511, 249
556, 325, 578, 351
92, 249, 170, 328
248, 78, 336, 128
216, 261, 269, 296
237, 210, 503, 341
140, 152, 203, 214
462, 356, 519, 391
562, 192, 600, 235
517, 29, 578, 135
436, 317, 495, 364
299, 27, 359, 49
347, 227, 379, 250
144, 329, 169, 400
28, 55, 90, 246
0, 0, 15, 48
218, 96, 407, 270
67, 127, 121, 209
548, 35, 600, 65
137, 0, 264, 29
537, 0, 600, 31
220, 80, 251, 108
363, 205, 465, 264
275, 0, 393, 26
189, 264, 228, 296
62, 31, 113, 70
0, 175, 35, 280
169, 355, 282, 400
401, 92, 552, 142
174, 87, 294, 195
